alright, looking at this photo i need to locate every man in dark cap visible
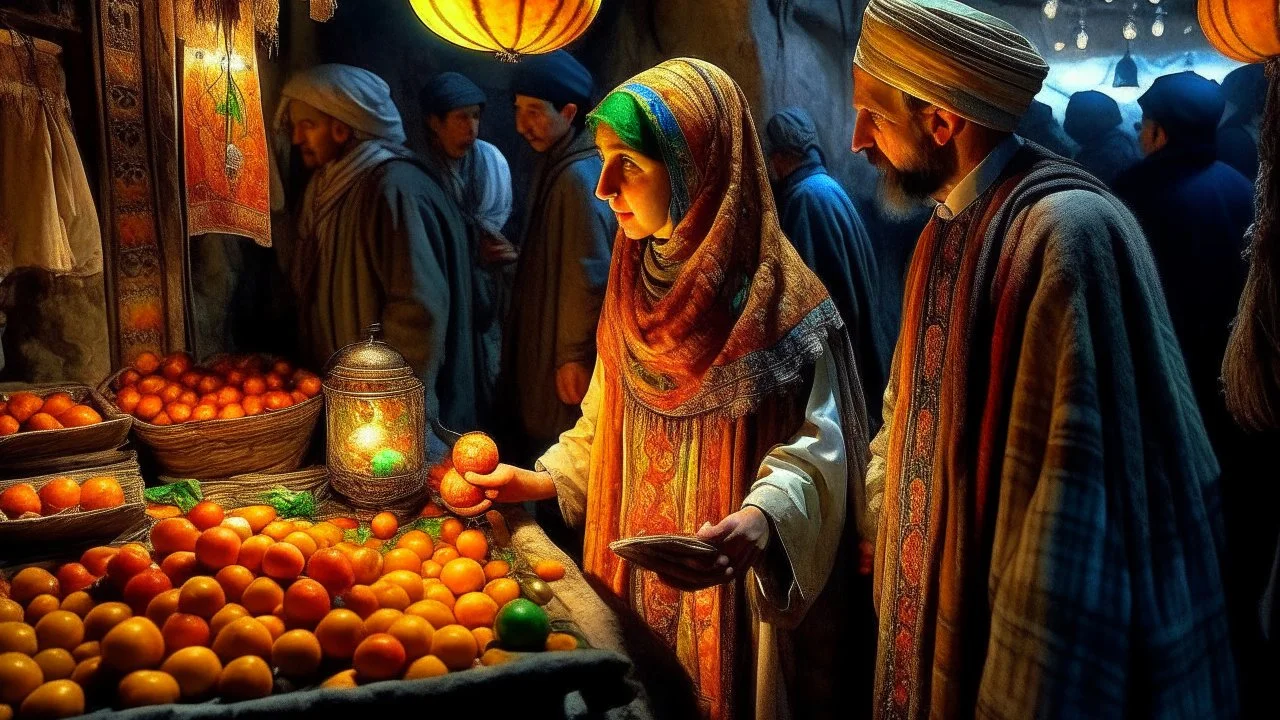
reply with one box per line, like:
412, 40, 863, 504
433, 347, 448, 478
1063, 90, 1141, 186
1014, 99, 1075, 157
420, 71, 515, 427
1218, 63, 1265, 181
501, 50, 616, 467
1114, 71, 1257, 707
765, 107, 888, 433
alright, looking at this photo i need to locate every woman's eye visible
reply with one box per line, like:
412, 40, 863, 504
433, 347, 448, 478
621, 157, 639, 171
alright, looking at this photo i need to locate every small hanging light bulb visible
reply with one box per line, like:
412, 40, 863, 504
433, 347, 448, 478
1054, 41, 1066, 51
1148, 0, 1160, 5
1076, 20, 1089, 50
1183, 25, 1193, 35
1152, 8, 1166, 37
1043, 0, 1058, 20
1123, 17, 1139, 40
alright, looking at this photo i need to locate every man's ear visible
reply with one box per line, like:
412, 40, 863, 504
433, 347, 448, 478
927, 107, 966, 147
560, 102, 579, 125
426, 113, 443, 137
331, 119, 353, 144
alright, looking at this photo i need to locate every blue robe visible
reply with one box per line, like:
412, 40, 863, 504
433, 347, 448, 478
776, 161, 888, 432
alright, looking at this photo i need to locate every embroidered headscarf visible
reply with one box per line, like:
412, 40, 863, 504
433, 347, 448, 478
587, 58, 839, 419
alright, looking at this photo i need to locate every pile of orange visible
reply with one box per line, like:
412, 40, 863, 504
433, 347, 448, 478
107, 352, 321, 427
0, 500, 577, 714
0, 390, 103, 436
0, 475, 125, 520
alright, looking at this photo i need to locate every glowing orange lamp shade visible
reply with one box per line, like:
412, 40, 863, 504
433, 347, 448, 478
409, 0, 602, 61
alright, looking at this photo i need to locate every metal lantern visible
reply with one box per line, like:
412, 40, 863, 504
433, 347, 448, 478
323, 324, 425, 508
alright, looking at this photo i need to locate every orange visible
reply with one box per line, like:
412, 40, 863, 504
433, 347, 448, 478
144, 588, 184, 627
483, 559, 510, 581
220, 517, 253, 541
306, 521, 344, 549
430, 624, 478, 671
240, 578, 284, 616
386, 614, 433, 661
22, 412, 64, 431
58, 592, 93, 619
214, 565, 254, 604
38, 392, 76, 418
338, 585, 379, 619
211, 617, 272, 663
162, 402, 192, 424
101, 617, 164, 673
261, 542, 305, 581
159, 551, 198, 587
122, 569, 173, 615
105, 545, 152, 589
353, 633, 406, 682
58, 404, 103, 428
314, 609, 366, 660
160, 645, 222, 700
455, 529, 489, 562
282, 579, 330, 629
0, 414, 17, 436
71, 641, 99, 662
79, 476, 125, 510
0, 599, 21, 623
403, 654, 449, 679
363, 608, 404, 635
320, 668, 358, 688
439, 558, 485, 596
82, 603, 132, 641
452, 431, 500, 475
0, 651, 43, 705
370, 582, 410, 611
160, 352, 192, 381
472, 626, 497, 651
134, 394, 164, 421
34, 611, 83, 651
217, 655, 273, 700
136, 375, 166, 396
381, 548, 422, 575
271, 629, 322, 679
330, 516, 358, 531
424, 584, 456, 610
369, 512, 399, 540
236, 535, 274, 574
9, 568, 57, 606
421, 560, 443, 579
161, 613, 209, 653
440, 469, 485, 509
394, 530, 434, 561
0, 484, 41, 519
190, 404, 217, 422
79, 546, 117, 577
178, 577, 225, 619
307, 548, 355, 595
432, 545, 460, 565
115, 386, 142, 414
242, 375, 266, 396
453, 592, 498, 630
194, 527, 241, 570
38, 478, 80, 515
348, 547, 383, 585
5, 392, 43, 422
185, 501, 224, 531
117, 669, 181, 707
144, 505, 178, 521
295, 375, 322, 398
69, 656, 105, 691
281, 531, 318, 560
534, 559, 567, 582
255, 614, 285, 640
229, 505, 277, 534
25, 595, 60, 625
217, 403, 245, 420
133, 351, 161, 375
55, 564, 95, 596
32, 648, 75, 681
209, 604, 249, 638
379, 570, 425, 603
405, 600, 455, 629
17, 679, 83, 718
484, 578, 521, 608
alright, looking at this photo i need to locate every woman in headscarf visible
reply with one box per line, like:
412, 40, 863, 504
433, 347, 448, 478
466, 58, 869, 719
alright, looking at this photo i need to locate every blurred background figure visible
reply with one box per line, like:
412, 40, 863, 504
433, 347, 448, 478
1064, 90, 1142, 187
1015, 99, 1075, 157
1218, 63, 1266, 182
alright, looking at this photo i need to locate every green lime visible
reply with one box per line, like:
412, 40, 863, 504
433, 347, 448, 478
494, 598, 550, 651
370, 448, 406, 477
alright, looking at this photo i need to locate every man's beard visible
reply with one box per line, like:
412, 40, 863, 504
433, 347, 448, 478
867, 130, 958, 219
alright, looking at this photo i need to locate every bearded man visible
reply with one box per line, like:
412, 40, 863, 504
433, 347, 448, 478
852, 1, 1237, 717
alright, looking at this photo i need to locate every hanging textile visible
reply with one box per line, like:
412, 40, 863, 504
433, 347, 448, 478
0, 30, 103, 279
179, 0, 271, 246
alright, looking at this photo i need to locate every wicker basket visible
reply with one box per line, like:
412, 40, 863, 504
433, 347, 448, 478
0, 384, 132, 466
98, 368, 323, 478
166, 466, 333, 507
0, 455, 145, 550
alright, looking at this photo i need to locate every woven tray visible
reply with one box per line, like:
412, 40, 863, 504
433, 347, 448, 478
98, 368, 323, 478
0, 383, 132, 465
0, 455, 145, 550
159, 465, 333, 506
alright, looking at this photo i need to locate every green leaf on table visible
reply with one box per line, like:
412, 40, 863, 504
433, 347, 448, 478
143, 479, 203, 513
406, 516, 444, 539
258, 487, 316, 519
343, 526, 373, 546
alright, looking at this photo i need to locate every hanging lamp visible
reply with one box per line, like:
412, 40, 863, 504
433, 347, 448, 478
409, 0, 603, 62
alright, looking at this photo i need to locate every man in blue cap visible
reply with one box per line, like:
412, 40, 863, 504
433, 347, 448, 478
501, 50, 616, 467
420, 71, 515, 427
1218, 63, 1265, 182
1115, 70, 1260, 707
1063, 90, 1141, 186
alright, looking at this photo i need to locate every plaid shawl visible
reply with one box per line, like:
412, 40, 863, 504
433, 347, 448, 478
873, 143, 1237, 719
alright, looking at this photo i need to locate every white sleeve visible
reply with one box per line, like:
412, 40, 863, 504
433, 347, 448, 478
534, 358, 604, 528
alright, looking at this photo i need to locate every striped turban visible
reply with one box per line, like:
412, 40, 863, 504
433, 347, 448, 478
854, 0, 1049, 132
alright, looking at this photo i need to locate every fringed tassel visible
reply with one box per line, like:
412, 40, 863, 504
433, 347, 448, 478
310, 0, 337, 22
193, 0, 242, 25
1223, 58, 1280, 432
253, 0, 279, 54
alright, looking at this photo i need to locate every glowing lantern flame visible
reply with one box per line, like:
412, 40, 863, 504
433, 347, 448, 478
409, 0, 603, 62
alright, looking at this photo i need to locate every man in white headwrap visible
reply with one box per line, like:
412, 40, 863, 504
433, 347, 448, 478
278, 63, 479, 435
852, 1, 1237, 718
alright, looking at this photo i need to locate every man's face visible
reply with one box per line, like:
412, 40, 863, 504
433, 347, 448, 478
514, 95, 575, 153
428, 105, 482, 160
851, 68, 957, 216
288, 100, 350, 169
1137, 117, 1167, 156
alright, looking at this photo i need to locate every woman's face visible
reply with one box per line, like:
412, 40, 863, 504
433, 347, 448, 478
594, 124, 675, 240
